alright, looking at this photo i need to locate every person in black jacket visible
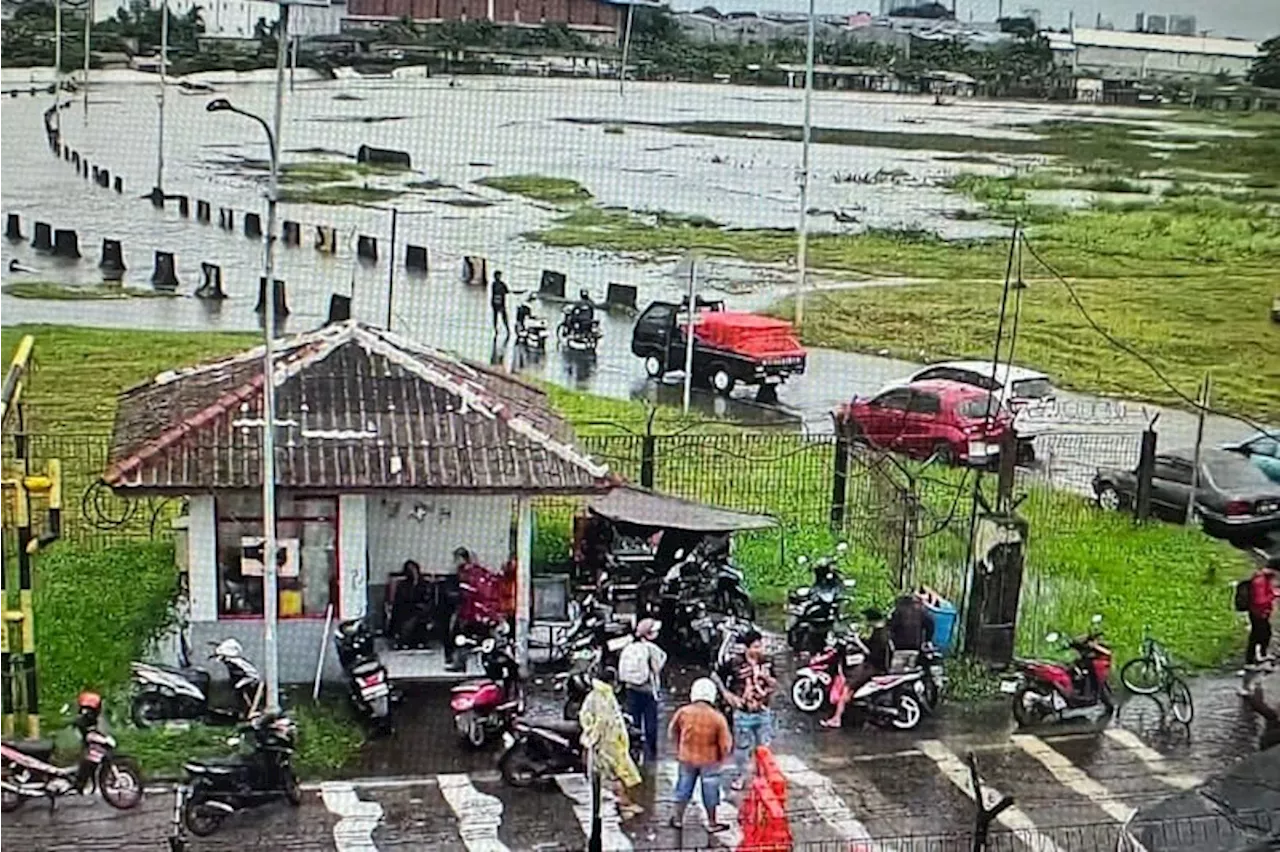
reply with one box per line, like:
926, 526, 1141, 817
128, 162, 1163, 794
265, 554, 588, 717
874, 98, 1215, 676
822, 609, 891, 729
388, 560, 430, 649
890, 588, 937, 652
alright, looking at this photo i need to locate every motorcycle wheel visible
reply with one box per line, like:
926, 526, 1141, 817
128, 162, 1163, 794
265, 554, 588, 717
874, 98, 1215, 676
465, 716, 488, 750
890, 693, 923, 731
283, 763, 301, 806
791, 676, 826, 714
498, 740, 541, 788
184, 796, 226, 837
1, 784, 22, 813
131, 695, 164, 729
1012, 684, 1053, 728
98, 757, 144, 810
923, 677, 940, 711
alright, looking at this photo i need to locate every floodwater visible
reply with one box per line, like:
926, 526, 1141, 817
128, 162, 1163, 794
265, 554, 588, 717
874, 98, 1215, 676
0, 72, 1254, 448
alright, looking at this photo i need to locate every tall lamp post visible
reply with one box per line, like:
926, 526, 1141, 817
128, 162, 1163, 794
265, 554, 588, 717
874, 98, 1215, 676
793, 0, 816, 329
155, 0, 168, 197
204, 4, 290, 714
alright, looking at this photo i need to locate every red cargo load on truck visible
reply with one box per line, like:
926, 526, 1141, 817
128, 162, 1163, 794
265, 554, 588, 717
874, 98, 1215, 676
683, 311, 807, 364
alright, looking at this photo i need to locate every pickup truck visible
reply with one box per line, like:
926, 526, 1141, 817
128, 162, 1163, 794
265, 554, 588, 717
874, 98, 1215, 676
631, 299, 807, 402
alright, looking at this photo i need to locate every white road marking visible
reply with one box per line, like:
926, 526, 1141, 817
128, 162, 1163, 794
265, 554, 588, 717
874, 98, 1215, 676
437, 773, 510, 852
320, 781, 384, 852
917, 739, 1067, 852
1103, 729, 1201, 790
1012, 735, 1136, 824
773, 753, 880, 851
655, 760, 741, 848
555, 773, 633, 852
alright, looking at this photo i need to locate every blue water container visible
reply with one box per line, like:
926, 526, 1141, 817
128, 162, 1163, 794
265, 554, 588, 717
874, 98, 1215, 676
927, 599, 958, 655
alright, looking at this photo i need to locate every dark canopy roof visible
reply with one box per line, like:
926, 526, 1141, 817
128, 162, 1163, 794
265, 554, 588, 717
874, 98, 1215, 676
1121, 749, 1280, 852
587, 487, 776, 533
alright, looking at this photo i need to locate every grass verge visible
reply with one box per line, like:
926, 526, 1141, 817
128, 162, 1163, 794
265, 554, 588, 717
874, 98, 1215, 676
476, 174, 593, 205
3, 282, 178, 300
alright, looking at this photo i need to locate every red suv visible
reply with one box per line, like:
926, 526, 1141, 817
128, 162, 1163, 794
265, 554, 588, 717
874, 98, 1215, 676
835, 380, 1016, 467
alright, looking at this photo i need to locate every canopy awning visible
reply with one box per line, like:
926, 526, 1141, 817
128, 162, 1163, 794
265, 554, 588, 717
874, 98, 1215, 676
587, 487, 777, 534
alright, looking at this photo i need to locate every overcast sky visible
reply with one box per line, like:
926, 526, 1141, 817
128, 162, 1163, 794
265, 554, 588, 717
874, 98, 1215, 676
666, 0, 1279, 40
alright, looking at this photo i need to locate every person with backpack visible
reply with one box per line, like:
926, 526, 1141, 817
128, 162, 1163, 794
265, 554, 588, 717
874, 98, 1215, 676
617, 618, 667, 763
1241, 562, 1280, 667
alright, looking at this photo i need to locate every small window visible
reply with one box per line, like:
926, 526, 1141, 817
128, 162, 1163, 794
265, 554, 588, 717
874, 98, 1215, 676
872, 389, 911, 410
914, 368, 944, 382
1011, 377, 1053, 399
1153, 457, 1193, 485
907, 392, 940, 415
957, 394, 1000, 419
217, 494, 337, 618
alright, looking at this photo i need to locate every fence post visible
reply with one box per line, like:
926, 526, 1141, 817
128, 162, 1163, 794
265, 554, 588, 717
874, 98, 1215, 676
1135, 428, 1157, 521
830, 425, 849, 529
996, 431, 1018, 512
640, 436, 655, 489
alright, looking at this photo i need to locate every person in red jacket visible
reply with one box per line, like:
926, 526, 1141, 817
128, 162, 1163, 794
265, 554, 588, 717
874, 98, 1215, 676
1247, 563, 1279, 666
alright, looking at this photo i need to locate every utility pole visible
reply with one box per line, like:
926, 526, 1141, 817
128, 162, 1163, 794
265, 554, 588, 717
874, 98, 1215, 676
793, 0, 815, 328
1186, 373, 1211, 526
53, 0, 62, 131
82, 0, 92, 120
156, 0, 168, 194
682, 255, 698, 415
385, 207, 398, 329
618, 0, 635, 97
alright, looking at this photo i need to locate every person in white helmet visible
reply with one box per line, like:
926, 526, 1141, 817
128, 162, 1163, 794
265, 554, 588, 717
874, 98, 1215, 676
668, 677, 733, 832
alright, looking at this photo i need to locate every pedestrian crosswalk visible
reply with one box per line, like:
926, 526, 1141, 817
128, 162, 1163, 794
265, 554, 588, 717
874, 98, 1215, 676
314, 725, 1217, 852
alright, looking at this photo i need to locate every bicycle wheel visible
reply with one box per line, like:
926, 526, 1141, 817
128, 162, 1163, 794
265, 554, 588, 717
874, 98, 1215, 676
1167, 677, 1194, 725
1121, 657, 1162, 695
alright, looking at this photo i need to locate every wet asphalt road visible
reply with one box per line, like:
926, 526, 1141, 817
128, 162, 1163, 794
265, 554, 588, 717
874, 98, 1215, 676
6, 653, 1269, 852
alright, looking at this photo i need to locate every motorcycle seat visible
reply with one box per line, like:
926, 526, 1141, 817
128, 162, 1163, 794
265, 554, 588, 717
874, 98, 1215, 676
184, 756, 249, 775
148, 664, 212, 687
532, 719, 582, 738
3, 738, 54, 760
350, 661, 382, 677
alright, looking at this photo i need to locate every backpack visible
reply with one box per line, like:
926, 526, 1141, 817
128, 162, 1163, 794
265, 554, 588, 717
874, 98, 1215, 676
1235, 578, 1253, 613
617, 641, 651, 687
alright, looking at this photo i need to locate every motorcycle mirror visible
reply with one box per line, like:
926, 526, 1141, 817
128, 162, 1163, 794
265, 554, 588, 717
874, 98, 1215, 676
836, 542, 849, 554
1045, 632, 1060, 643
1091, 614, 1103, 624
674, 549, 685, 560
455, 635, 470, 647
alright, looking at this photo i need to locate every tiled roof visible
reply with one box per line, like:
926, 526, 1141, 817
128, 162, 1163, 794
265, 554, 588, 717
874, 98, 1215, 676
105, 322, 613, 493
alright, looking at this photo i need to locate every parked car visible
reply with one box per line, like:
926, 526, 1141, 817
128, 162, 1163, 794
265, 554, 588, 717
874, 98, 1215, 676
1224, 433, 1280, 484
901, 361, 1055, 413
1092, 448, 1280, 545
631, 299, 806, 402
835, 379, 1025, 467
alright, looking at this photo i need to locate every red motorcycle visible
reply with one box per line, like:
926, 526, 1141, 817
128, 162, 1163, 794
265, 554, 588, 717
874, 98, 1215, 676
1004, 614, 1114, 726
450, 628, 523, 748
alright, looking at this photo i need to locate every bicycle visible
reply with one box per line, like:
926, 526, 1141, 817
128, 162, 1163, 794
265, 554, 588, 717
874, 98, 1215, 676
1120, 625, 1194, 724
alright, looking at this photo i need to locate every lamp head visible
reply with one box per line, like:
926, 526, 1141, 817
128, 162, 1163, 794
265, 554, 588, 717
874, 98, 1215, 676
206, 98, 233, 113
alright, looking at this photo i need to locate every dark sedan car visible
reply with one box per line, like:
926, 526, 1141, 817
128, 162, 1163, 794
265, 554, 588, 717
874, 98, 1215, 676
1092, 448, 1280, 545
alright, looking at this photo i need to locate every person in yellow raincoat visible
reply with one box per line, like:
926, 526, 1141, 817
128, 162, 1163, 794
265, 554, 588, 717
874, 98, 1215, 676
579, 678, 644, 819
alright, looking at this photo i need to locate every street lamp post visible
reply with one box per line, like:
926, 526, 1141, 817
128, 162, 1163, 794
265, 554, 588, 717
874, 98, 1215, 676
156, 0, 168, 194
793, 0, 815, 329
204, 4, 290, 713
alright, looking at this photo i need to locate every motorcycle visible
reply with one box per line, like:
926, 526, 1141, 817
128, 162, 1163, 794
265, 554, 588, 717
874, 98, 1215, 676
790, 631, 926, 731
333, 619, 397, 737
710, 556, 755, 622
560, 593, 633, 679
1003, 614, 1113, 727
786, 545, 856, 655
130, 638, 261, 728
1, 692, 143, 813
180, 713, 300, 836
557, 306, 602, 352
515, 299, 549, 350
499, 684, 644, 787
451, 628, 524, 748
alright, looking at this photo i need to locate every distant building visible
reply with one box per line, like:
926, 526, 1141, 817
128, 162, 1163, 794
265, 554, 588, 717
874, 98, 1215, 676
344, 0, 630, 44
1050, 27, 1260, 82
1145, 14, 1167, 34
1133, 12, 1144, 32
1168, 15, 1196, 36
1018, 6, 1039, 28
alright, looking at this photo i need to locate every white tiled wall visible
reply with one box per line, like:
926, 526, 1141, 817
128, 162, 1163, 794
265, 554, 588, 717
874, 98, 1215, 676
188, 495, 218, 623
366, 493, 514, 582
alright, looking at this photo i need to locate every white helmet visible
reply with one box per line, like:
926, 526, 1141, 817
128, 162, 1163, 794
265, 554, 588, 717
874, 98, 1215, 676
214, 638, 245, 659
690, 677, 718, 705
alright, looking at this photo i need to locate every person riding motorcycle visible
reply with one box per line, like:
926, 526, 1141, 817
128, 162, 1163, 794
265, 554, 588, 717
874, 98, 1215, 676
567, 289, 596, 336
515, 293, 538, 335
821, 608, 892, 729
889, 588, 937, 652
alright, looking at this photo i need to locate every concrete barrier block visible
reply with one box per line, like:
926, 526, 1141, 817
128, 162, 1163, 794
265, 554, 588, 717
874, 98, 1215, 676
113, 176, 123, 194
315, 225, 337, 254
282, 221, 301, 246
195, 262, 226, 299
32, 221, 53, 251
99, 239, 126, 279
357, 235, 378, 262
176, 196, 190, 217
149, 186, 165, 207
356, 145, 411, 168
52, 229, 81, 259
152, 251, 179, 292
5, 213, 23, 241
328, 294, 352, 324
605, 282, 638, 312
405, 244, 429, 272
244, 212, 262, 239
463, 256, 488, 286
539, 269, 566, 299
97, 169, 110, 188
218, 208, 234, 231
196, 200, 211, 223
255, 278, 290, 317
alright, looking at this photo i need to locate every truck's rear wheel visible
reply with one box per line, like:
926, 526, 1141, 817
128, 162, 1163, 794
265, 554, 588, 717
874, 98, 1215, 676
708, 366, 734, 396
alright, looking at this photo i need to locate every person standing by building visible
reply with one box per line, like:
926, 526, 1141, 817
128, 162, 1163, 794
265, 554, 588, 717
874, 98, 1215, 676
617, 618, 667, 763
712, 628, 776, 791
668, 677, 733, 832
1248, 562, 1279, 666
491, 271, 511, 336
